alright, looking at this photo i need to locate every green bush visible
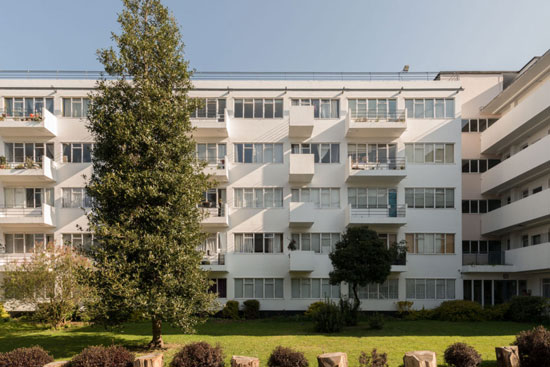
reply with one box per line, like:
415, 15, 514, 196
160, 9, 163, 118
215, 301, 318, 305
404, 307, 434, 321
483, 303, 510, 321
358, 349, 388, 367
0, 346, 54, 367
444, 342, 482, 367
313, 301, 343, 333
69, 345, 134, 367
0, 303, 9, 321
171, 342, 224, 367
243, 300, 260, 319
514, 325, 550, 367
507, 296, 549, 323
368, 313, 385, 330
267, 346, 308, 367
339, 298, 358, 326
304, 301, 325, 320
432, 300, 484, 322
221, 300, 239, 320
396, 301, 413, 317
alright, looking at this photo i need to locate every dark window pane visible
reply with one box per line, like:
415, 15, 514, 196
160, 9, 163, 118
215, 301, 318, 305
488, 159, 500, 169
311, 144, 319, 163
254, 99, 263, 118
83, 144, 93, 162
470, 119, 478, 132
470, 200, 478, 213
274, 100, 283, 118
330, 144, 339, 163
254, 234, 263, 253
488, 200, 501, 212
462, 200, 470, 214
218, 279, 227, 298
470, 160, 478, 173
462, 160, 469, 173
479, 200, 487, 213
479, 160, 487, 173
63, 144, 71, 162
234, 100, 243, 118
479, 119, 487, 132
461, 119, 469, 132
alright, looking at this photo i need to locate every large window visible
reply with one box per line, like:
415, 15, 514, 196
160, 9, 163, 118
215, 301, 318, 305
192, 98, 226, 121
196, 143, 227, 167
290, 233, 340, 253
234, 233, 283, 253
4, 143, 54, 164
405, 188, 454, 208
406, 278, 456, 299
62, 143, 93, 163
462, 118, 498, 133
4, 97, 54, 117
4, 233, 53, 254
462, 240, 501, 254
291, 188, 340, 208
234, 278, 284, 299
234, 143, 283, 163
234, 99, 283, 119
405, 233, 455, 254
209, 278, 227, 298
62, 233, 94, 252
62, 98, 90, 118
199, 189, 226, 216
462, 199, 501, 214
4, 188, 53, 208
347, 188, 395, 209
405, 98, 455, 119
461, 159, 500, 173
348, 99, 398, 120
291, 98, 339, 118
291, 278, 340, 299
353, 279, 399, 299
62, 188, 92, 208
291, 143, 340, 163
405, 143, 454, 164
348, 143, 397, 165
234, 188, 283, 208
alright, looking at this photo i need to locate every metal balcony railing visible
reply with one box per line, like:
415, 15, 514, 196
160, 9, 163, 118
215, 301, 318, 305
351, 205, 406, 218
351, 109, 406, 123
350, 157, 406, 171
0, 206, 44, 217
462, 251, 506, 266
201, 252, 225, 265
200, 204, 226, 217
197, 156, 226, 169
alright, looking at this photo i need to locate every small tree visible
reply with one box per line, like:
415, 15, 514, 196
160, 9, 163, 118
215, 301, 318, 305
329, 226, 394, 313
2, 244, 91, 329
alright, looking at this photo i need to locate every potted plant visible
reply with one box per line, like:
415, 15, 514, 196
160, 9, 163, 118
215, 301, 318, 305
287, 239, 297, 251
0, 156, 6, 169
24, 157, 38, 169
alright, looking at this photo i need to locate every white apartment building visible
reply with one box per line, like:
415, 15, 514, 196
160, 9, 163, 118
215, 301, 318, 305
0, 51, 548, 312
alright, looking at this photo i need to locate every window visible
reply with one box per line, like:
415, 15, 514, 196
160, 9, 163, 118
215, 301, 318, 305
4, 188, 53, 208
522, 235, 529, 247
234, 233, 283, 253
533, 187, 543, 194
405, 143, 454, 164
405, 98, 454, 119
348, 143, 399, 166
234, 278, 283, 298
191, 98, 226, 121
348, 187, 395, 209
292, 278, 340, 299
291, 98, 339, 118
62, 188, 92, 208
405, 188, 454, 208
209, 278, 227, 298
461, 118, 497, 132
62, 233, 94, 252
234, 99, 283, 119
543, 279, 550, 298
234, 188, 283, 208
62, 98, 91, 118
234, 143, 283, 163
290, 233, 340, 253
532, 235, 542, 245
196, 143, 227, 167
4, 233, 53, 254
406, 278, 455, 299
348, 99, 400, 120
5, 143, 54, 164
405, 233, 455, 254
291, 188, 340, 208
4, 97, 54, 117
354, 279, 399, 299
462, 200, 501, 214
291, 143, 339, 163
62, 143, 93, 163
461, 159, 501, 173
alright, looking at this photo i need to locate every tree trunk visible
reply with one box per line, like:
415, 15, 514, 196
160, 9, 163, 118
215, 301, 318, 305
352, 284, 360, 312
149, 317, 164, 349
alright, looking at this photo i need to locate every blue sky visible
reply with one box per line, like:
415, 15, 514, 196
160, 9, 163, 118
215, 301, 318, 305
1, 0, 549, 72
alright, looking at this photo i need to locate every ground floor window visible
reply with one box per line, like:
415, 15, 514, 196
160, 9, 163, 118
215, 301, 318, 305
543, 279, 550, 298
463, 279, 527, 306
291, 278, 340, 299
209, 278, 227, 298
406, 278, 455, 300
353, 279, 399, 299
234, 278, 284, 299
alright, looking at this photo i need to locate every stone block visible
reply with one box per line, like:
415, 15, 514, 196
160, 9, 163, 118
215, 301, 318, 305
231, 355, 260, 367
495, 346, 520, 367
317, 352, 348, 367
403, 351, 437, 367
134, 352, 163, 367
44, 362, 69, 367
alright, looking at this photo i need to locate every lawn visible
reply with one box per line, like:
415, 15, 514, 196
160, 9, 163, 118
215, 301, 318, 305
0, 318, 539, 367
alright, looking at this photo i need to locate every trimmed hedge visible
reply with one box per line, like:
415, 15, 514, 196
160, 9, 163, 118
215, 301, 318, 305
243, 300, 260, 319
171, 342, 224, 367
432, 300, 484, 322
506, 296, 549, 323
222, 300, 239, 320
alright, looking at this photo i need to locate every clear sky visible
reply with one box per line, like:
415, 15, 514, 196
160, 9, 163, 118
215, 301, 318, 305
1, 0, 549, 73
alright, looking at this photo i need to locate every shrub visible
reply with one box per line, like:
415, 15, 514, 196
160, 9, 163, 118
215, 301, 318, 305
312, 301, 343, 333
222, 300, 239, 320
444, 343, 482, 367
396, 301, 413, 316
69, 345, 134, 367
304, 301, 325, 320
433, 300, 484, 322
0, 303, 9, 320
267, 346, 308, 367
483, 303, 510, 321
358, 349, 388, 367
0, 346, 54, 367
507, 296, 549, 323
243, 300, 260, 320
339, 298, 358, 326
513, 325, 550, 367
171, 342, 224, 367
368, 313, 384, 330
404, 307, 434, 321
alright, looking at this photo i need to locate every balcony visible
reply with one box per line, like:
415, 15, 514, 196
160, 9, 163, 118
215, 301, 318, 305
481, 134, 550, 194
0, 156, 56, 184
289, 202, 315, 228
0, 204, 55, 229
345, 156, 407, 183
200, 252, 228, 273
200, 204, 229, 228
345, 110, 406, 138
288, 105, 314, 138
289, 250, 315, 272
289, 154, 314, 183
0, 108, 57, 137
481, 79, 550, 154
506, 242, 550, 273
345, 204, 406, 226
481, 189, 550, 235
191, 109, 229, 138
391, 253, 408, 272
461, 252, 513, 273
202, 156, 229, 183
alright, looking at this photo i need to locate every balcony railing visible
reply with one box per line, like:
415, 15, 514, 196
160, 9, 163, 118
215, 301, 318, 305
350, 158, 406, 171
350, 110, 406, 123
192, 112, 225, 123
201, 253, 225, 265
198, 156, 226, 169
351, 205, 406, 218
200, 205, 226, 217
0, 206, 44, 217
393, 253, 407, 266
462, 251, 506, 266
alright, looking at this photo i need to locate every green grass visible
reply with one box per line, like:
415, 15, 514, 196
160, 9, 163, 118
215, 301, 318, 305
0, 318, 539, 367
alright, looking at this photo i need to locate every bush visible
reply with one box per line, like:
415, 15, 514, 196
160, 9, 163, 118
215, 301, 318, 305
404, 307, 434, 321
432, 300, 484, 322
507, 296, 549, 323
358, 349, 388, 367
243, 300, 260, 320
312, 301, 343, 333
339, 298, 358, 326
0, 303, 9, 320
513, 325, 550, 367
396, 301, 413, 316
304, 301, 325, 320
171, 342, 224, 367
444, 343, 482, 367
69, 345, 134, 367
222, 300, 239, 320
368, 313, 384, 330
483, 303, 510, 321
267, 346, 308, 367
0, 346, 54, 367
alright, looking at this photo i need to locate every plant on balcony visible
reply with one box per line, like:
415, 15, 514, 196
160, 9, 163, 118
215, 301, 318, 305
0, 114, 4, 122
287, 239, 297, 251
14, 164, 25, 169
24, 157, 39, 169
29, 113, 42, 122
0, 156, 6, 169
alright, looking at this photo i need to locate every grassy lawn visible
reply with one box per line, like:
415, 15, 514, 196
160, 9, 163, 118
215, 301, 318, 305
0, 318, 539, 367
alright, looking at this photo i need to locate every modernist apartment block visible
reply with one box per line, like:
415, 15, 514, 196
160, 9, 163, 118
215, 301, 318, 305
0, 50, 549, 311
